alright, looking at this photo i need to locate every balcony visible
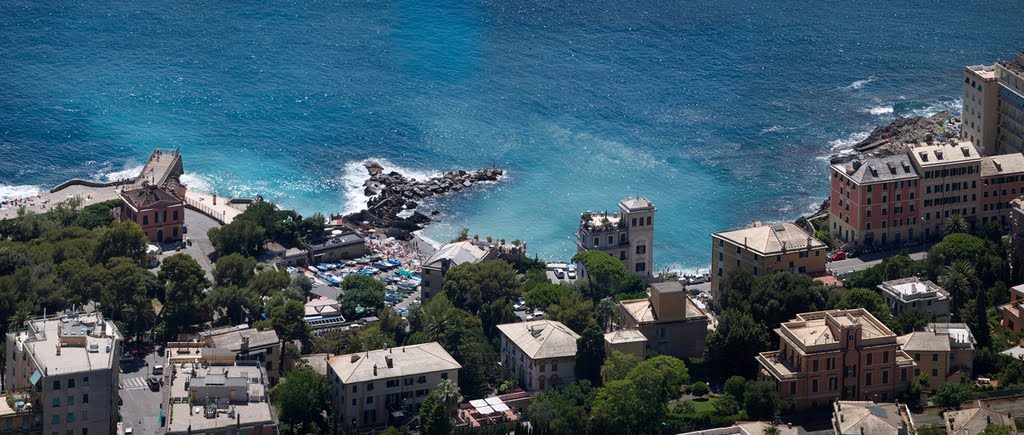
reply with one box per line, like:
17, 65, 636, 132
756, 351, 800, 381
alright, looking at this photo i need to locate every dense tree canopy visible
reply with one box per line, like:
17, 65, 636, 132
271, 367, 331, 434
341, 274, 386, 318
571, 250, 644, 299
704, 309, 771, 379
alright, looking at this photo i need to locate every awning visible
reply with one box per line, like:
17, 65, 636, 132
29, 369, 42, 386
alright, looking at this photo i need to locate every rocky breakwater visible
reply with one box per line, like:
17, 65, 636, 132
343, 162, 505, 239
833, 111, 958, 162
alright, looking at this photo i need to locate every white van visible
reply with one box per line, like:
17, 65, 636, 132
152, 365, 164, 376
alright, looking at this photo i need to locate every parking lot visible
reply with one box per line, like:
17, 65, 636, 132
119, 349, 166, 435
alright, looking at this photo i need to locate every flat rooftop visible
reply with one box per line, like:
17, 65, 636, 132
167, 363, 274, 433
604, 329, 648, 345
713, 221, 825, 256
878, 277, 948, 302
926, 323, 976, 349
909, 141, 981, 168
781, 310, 894, 348
11, 314, 121, 375
966, 64, 998, 80
201, 325, 280, 351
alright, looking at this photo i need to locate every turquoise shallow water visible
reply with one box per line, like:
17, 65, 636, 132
1, 0, 1023, 270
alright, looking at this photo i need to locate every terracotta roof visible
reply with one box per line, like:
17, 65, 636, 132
119, 183, 184, 211
328, 342, 461, 384
713, 222, 825, 256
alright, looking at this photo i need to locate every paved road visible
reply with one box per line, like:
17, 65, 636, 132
826, 247, 929, 277
119, 351, 165, 435
154, 208, 220, 279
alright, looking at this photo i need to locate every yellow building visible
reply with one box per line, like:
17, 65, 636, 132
963, 64, 1001, 154
897, 323, 975, 390
710, 221, 827, 307
603, 329, 647, 360
618, 281, 709, 359
756, 309, 917, 410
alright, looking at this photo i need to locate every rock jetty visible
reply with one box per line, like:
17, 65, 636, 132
343, 162, 505, 239
834, 111, 958, 161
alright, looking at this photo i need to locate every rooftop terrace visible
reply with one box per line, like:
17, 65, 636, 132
10, 314, 121, 376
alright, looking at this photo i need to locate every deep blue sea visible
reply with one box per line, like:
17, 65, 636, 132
2, 0, 1023, 271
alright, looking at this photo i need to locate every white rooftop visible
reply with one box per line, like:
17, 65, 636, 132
12, 314, 121, 375
328, 342, 461, 384
423, 241, 490, 268
879, 277, 949, 302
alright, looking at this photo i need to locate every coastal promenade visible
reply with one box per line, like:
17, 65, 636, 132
183, 190, 243, 224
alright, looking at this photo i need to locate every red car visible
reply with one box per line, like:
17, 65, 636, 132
829, 250, 846, 261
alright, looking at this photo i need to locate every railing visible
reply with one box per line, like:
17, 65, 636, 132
184, 196, 227, 225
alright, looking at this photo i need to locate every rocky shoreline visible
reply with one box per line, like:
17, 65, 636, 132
342, 162, 505, 239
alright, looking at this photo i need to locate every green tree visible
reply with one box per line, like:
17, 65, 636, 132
94, 221, 148, 265
744, 380, 779, 420
418, 392, 452, 435
248, 269, 291, 297
411, 294, 498, 397
720, 268, 756, 310
928, 233, 986, 275
528, 384, 591, 433
834, 288, 891, 324
271, 300, 311, 347
601, 350, 642, 383
158, 254, 210, 338
206, 285, 260, 325
213, 253, 257, 287
629, 355, 690, 401
341, 274, 386, 317
525, 283, 574, 310
724, 375, 747, 401
889, 310, 936, 334
571, 250, 644, 299
122, 293, 156, 343
845, 252, 922, 289
704, 309, 772, 378
575, 324, 606, 384
940, 260, 981, 313
442, 260, 519, 335
271, 367, 330, 434
690, 381, 710, 398
546, 290, 595, 333
208, 219, 266, 257
745, 273, 831, 328
944, 214, 968, 235
974, 286, 992, 348
72, 199, 120, 229
591, 371, 664, 434
288, 275, 313, 300
298, 213, 326, 242
103, 257, 158, 324
234, 199, 300, 247
932, 382, 974, 408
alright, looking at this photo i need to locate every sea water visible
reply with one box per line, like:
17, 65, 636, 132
1, 0, 1022, 270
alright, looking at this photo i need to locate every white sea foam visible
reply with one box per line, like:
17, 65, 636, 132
845, 76, 875, 90
180, 172, 214, 194
907, 98, 962, 118
0, 184, 42, 200
340, 158, 443, 215
862, 105, 894, 116
828, 130, 871, 151
95, 164, 144, 182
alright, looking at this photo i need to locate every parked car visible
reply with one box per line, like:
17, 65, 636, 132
566, 269, 577, 279
147, 377, 160, 391
829, 250, 846, 261
554, 269, 565, 279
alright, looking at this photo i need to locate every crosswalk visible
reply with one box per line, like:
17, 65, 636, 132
121, 377, 150, 390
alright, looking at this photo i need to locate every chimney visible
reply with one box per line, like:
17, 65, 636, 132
373, 364, 378, 376
385, 355, 394, 369
351, 354, 360, 363
860, 427, 864, 435
840, 414, 844, 422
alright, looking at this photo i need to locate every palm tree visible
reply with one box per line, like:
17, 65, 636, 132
944, 214, 968, 235
434, 379, 462, 410
940, 260, 980, 313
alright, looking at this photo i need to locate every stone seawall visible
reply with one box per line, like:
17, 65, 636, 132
49, 178, 131, 193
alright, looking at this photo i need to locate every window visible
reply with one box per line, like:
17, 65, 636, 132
646, 216, 652, 225
352, 399, 357, 406
82, 394, 88, 404
636, 245, 646, 255
882, 371, 889, 384
865, 372, 873, 386
932, 368, 938, 377
441, 373, 448, 380
632, 218, 637, 226
790, 383, 796, 394
143, 215, 149, 225
812, 379, 818, 393
367, 383, 374, 391
68, 378, 75, 388
866, 353, 873, 365
52, 415, 60, 425
812, 360, 819, 372
66, 413, 74, 423
52, 398, 60, 408
593, 238, 598, 246
540, 364, 546, 373
83, 376, 88, 384
620, 251, 626, 260
67, 396, 74, 406
635, 262, 646, 272
883, 351, 889, 364
173, 210, 179, 221
352, 386, 358, 393
417, 376, 427, 384
366, 396, 374, 404
932, 353, 938, 362
386, 380, 399, 388
53, 380, 60, 390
